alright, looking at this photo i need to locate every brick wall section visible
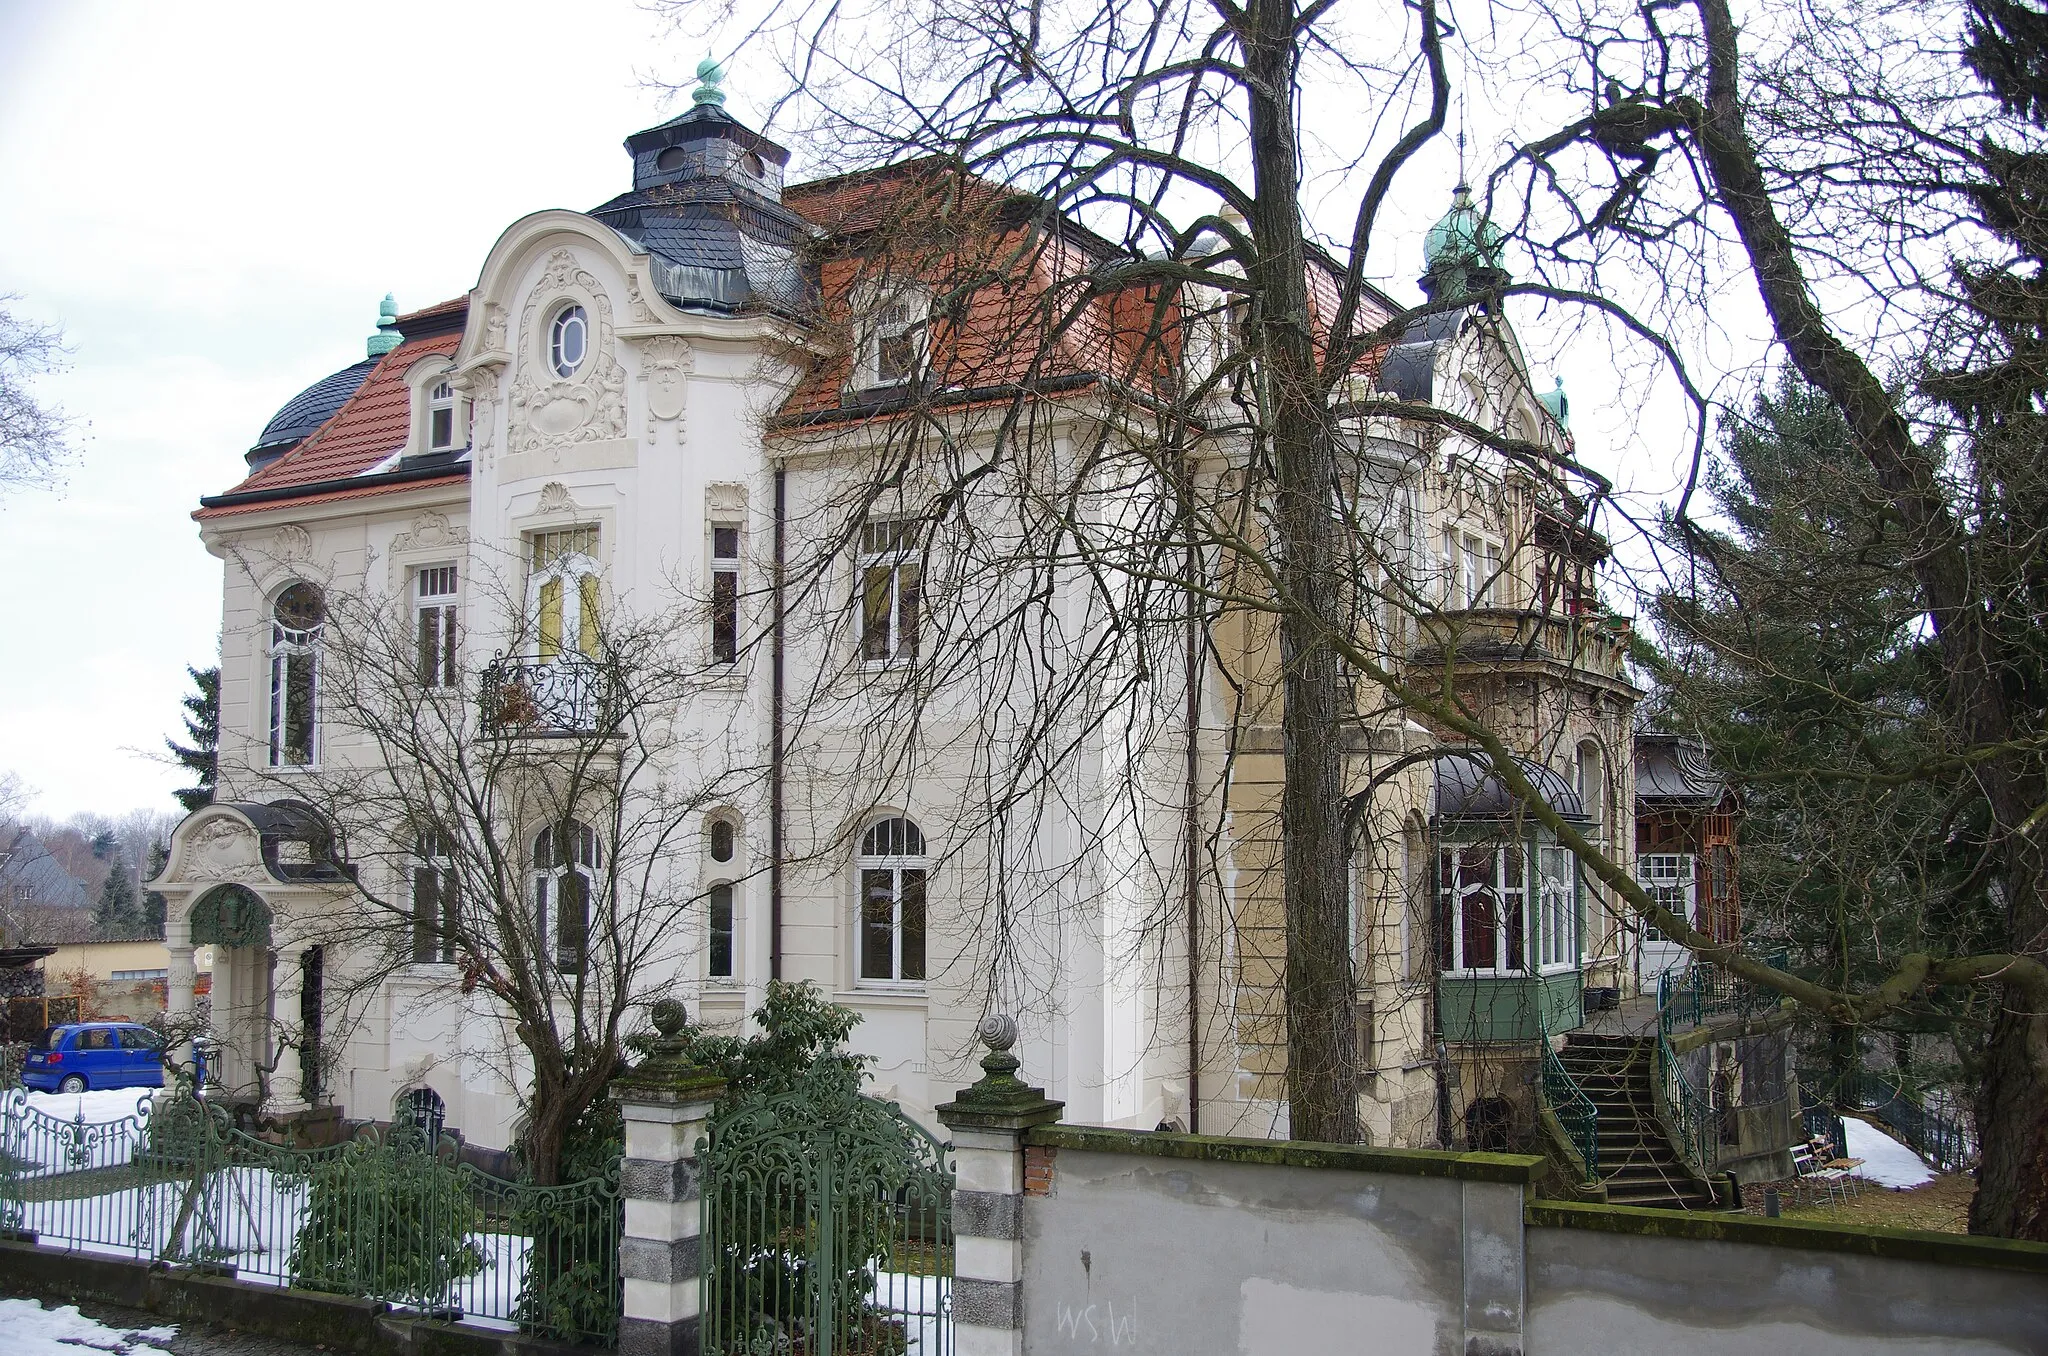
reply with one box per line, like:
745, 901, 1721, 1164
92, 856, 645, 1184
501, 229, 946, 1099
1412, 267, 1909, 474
1024, 1144, 1056, 1196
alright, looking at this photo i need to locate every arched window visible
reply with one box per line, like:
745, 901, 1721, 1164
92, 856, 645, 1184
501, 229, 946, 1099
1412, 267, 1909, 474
1575, 740, 1605, 837
395, 1086, 446, 1146
532, 821, 599, 974
527, 527, 601, 660
856, 817, 927, 985
708, 817, 737, 863
412, 828, 456, 965
549, 304, 588, 379
269, 583, 325, 767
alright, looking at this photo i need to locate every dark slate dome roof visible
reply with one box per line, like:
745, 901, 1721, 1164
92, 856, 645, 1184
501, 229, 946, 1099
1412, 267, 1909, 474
1434, 751, 1586, 821
248, 357, 379, 468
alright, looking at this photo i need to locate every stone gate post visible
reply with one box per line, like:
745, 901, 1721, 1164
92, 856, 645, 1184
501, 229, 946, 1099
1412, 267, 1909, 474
935, 1015, 1064, 1356
611, 999, 727, 1356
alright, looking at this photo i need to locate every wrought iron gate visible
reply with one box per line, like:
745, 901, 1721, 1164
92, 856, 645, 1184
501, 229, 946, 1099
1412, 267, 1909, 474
700, 1084, 953, 1355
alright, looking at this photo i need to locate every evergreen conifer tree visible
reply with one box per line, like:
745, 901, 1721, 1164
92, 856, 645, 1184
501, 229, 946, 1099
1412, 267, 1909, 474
166, 666, 218, 812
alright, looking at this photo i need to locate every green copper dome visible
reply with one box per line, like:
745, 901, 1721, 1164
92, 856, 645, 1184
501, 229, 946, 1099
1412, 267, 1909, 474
1423, 183, 1505, 273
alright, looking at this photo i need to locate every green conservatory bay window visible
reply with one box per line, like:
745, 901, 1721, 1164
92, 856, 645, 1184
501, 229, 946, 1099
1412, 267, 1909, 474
1438, 840, 1579, 973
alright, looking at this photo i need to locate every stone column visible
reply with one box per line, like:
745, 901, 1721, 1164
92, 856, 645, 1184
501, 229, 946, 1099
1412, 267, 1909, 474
263, 948, 308, 1116
611, 999, 727, 1356
935, 1015, 1065, 1356
164, 908, 197, 1079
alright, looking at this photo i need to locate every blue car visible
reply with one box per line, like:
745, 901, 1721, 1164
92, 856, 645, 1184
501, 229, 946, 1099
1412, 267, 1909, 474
22, 1022, 165, 1093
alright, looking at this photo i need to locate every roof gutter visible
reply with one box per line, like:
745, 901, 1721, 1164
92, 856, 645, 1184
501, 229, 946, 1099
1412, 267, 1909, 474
198, 458, 471, 511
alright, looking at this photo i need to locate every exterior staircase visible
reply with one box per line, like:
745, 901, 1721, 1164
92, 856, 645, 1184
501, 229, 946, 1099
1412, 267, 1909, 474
1558, 1032, 1717, 1210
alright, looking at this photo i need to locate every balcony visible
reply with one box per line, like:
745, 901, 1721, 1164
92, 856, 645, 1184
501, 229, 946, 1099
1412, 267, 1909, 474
1405, 607, 1632, 683
479, 656, 618, 735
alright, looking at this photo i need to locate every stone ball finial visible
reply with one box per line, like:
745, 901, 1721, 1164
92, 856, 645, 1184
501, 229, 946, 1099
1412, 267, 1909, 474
651, 998, 690, 1038
977, 1012, 1018, 1053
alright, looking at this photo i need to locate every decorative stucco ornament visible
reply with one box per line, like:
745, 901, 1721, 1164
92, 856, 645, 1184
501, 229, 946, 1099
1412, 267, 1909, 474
188, 882, 274, 949
637, 335, 693, 439
508, 250, 627, 455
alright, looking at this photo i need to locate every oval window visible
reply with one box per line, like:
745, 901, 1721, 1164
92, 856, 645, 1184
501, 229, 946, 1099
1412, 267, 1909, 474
709, 819, 735, 863
274, 581, 326, 631
549, 305, 588, 379
656, 145, 688, 174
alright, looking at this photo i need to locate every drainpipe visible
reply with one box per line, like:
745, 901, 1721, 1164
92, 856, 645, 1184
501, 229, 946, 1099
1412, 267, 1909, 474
1184, 531, 1203, 1136
770, 467, 786, 981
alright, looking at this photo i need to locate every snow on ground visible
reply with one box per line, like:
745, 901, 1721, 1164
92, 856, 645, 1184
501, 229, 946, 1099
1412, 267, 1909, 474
5, 1091, 157, 1173
1844, 1117, 1936, 1189
23, 1089, 156, 1124
0, 1297, 177, 1356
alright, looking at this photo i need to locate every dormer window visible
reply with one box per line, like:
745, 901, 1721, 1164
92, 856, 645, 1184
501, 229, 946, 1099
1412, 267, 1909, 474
428, 381, 456, 450
852, 286, 928, 391
549, 305, 589, 379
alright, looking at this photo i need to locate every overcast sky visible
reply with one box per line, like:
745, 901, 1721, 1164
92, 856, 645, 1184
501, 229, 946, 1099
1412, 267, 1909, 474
0, 1, 1697, 824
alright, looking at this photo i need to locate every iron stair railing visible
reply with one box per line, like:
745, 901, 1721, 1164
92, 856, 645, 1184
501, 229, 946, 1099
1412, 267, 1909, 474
1537, 1018, 1599, 1184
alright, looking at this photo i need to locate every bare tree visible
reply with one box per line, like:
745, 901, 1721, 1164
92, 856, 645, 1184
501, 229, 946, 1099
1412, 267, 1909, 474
653, 0, 2048, 1234
245, 560, 749, 1184
0, 296, 75, 496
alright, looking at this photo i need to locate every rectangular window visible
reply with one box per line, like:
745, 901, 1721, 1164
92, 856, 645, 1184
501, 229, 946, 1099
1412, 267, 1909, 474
708, 881, 734, 979
1537, 845, 1577, 969
858, 866, 926, 982
1638, 853, 1696, 942
1459, 532, 1500, 607
428, 380, 456, 451
412, 832, 457, 965
556, 870, 589, 974
528, 527, 601, 660
270, 647, 317, 766
873, 302, 915, 384
1438, 843, 1528, 973
111, 969, 168, 982
859, 520, 921, 663
416, 566, 459, 688
711, 525, 740, 664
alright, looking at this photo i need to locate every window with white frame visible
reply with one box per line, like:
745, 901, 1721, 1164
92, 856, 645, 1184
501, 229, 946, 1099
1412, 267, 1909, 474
428, 380, 458, 450
859, 520, 921, 663
1536, 845, 1577, 969
527, 527, 601, 660
1437, 841, 1526, 972
549, 305, 589, 379
707, 882, 735, 980
415, 565, 459, 688
710, 524, 740, 664
532, 821, 599, 974
269, 582, 325, 767
856, 817, 927, 985
854, 288, 927, 389
1637, 853, 1695, 942
412, 827, 457, 964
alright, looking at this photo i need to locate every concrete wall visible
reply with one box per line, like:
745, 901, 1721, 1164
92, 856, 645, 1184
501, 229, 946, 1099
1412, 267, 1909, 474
1017, 1128, 1534, 1355
1527, 1204, 2048, 1354
1010, 1125, 2048, 1355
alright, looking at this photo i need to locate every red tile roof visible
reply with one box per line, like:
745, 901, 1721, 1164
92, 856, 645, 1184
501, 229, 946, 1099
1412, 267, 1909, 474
203, 328, 463, 512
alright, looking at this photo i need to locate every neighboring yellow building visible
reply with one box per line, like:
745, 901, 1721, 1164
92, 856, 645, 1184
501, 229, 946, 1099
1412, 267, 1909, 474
41, 938, 215, 1009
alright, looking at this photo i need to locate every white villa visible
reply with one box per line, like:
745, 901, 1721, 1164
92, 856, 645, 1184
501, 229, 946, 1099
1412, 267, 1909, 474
151, 68, 1648, 1161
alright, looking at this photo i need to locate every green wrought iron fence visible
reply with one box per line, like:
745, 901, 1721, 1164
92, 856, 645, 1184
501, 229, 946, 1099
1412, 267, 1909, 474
700, 1082, 954, 1356
0, 1087, 620, 1346
1536, 1016, 1598, 1183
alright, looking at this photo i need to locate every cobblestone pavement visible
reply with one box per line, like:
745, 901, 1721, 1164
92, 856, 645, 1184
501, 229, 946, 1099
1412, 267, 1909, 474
2, 1292, 342, 1356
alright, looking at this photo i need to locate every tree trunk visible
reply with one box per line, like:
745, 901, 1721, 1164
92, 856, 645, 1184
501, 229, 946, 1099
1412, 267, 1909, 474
1971, 1008, 2048, 1237
1245, 6, 1360, 1144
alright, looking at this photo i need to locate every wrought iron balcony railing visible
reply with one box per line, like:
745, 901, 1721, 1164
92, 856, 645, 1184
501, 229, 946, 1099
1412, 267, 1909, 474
479, 655, 617, 734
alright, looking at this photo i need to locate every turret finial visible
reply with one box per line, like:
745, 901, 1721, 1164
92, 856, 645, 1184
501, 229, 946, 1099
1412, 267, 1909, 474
366, 293, 401, 358
693, 58, 727, 107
